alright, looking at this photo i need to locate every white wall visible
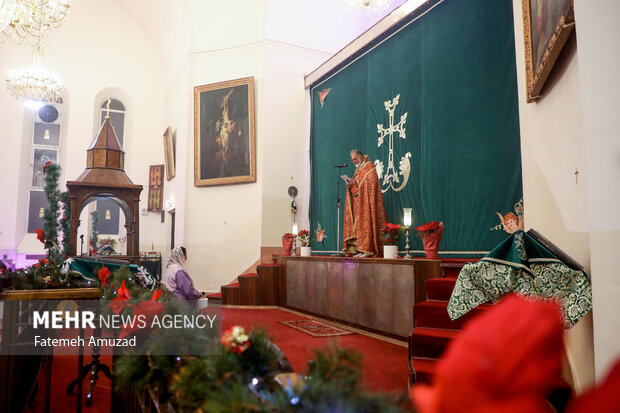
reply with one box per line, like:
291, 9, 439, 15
572, 0, 620, 381
512, 0, 620, 387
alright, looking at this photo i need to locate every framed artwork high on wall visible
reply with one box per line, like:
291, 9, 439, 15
193, 77, 256, 186
522, 0, 575, 102
163, 126, 176, 181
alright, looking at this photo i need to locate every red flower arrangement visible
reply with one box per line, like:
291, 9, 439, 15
282, 233, 295, 240
119, 290, 165, 340
380, 223, 404, 245
34, 228, 46, 244
222, 326, 250, 354
297, 229, 310, 247
98, 265, 110, 286
109, 280, 131, 315
416, 221, 440, 236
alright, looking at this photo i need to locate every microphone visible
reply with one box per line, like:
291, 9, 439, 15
333, 163, 348, 168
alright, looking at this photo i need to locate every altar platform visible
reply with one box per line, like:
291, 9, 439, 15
278, 256, 441, 339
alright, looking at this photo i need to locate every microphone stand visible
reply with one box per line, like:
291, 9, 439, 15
332, 165, 346, 257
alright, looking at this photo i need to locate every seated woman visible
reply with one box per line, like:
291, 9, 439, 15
163, 246, 203, 301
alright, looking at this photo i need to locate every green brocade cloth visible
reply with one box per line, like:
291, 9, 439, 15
60, 257, 156, 288
447, 231, 592, 328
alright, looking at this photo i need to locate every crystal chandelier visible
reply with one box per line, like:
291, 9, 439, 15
0, 0, 70, 45
338, 0, 391, 14
6, 44, 62, 106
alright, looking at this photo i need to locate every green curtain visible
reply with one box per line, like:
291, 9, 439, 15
310, 0, 522, 255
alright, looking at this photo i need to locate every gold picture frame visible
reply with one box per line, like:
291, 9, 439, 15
522, 0, 575, 102
193, 77, 256, 186
163, 126, 176, 181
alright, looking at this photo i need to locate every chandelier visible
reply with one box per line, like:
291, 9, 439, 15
0, 0, 70, 45
338, 0, 391, 14
6, 44, 62, 106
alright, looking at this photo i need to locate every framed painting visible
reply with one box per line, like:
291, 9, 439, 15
194, 77, 256, 186
522, 0, 575, 102
163, 126, 176, 181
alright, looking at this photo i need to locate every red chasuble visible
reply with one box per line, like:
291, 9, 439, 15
342, 156, 387, 256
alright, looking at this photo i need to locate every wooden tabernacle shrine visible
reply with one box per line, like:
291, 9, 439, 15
66, 104, 142, 264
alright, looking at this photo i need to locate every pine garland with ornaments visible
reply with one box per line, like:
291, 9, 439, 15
114, 326, 411, 413
0, 163, 88, 291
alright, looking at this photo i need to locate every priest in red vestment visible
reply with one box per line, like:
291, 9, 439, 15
342, 150, 387, 257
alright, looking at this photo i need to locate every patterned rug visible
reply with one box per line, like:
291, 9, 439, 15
279, 319, 356, 338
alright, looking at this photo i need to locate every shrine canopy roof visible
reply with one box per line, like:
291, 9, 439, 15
70, 117, 138, 187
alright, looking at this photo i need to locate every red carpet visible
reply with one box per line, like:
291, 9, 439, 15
221, 308, 408, 394
20, 307, 407, 412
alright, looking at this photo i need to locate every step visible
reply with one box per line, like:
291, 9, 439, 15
410, 357, 437, 385
414, 300, 493, 330
410, 327, 459, 359
221, 284, 240, 305
425, 277, 457, 301
257, 264, 279, 305
238, 274, 259, 305
440, 263, 465, 278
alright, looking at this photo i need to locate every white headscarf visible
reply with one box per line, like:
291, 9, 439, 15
163, 246, 186, 292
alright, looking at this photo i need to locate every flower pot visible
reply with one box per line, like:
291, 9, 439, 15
300, 246, 311, 257
383, 245, 399, 259
282, 238, 294, 256
421, 222, 444, 259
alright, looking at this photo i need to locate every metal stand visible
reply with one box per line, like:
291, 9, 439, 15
291, 235, 297, 256
67, 306, 112, 406
403, 227, 412, 259
332, 165, 346, 257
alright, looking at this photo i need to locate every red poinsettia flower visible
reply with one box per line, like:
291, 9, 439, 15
33, 258, 49, 267
109, 280, 131, 315
415, 221, 439, 235
565, 358, 620, 412
282, 233, 295, 240
34, 228, 46, 244
411, 294, 564, 413
151, 289, 163, 301
119, 299, 165, 339
42, 161, 52, 173
98, 265, 110, 286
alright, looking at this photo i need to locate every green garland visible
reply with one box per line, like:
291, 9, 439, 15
42, 162, 62, 265
90, 210, 99, 254
115, 333, 412, 413
59, 191, 71, 256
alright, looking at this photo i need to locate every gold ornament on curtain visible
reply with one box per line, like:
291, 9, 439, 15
374, 94, 411, 193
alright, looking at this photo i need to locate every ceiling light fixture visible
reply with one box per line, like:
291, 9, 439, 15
6, 44, 62, 107
1, 0, 70, 45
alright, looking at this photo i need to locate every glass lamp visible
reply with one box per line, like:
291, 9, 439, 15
291, 223, 298, 256
403, 208, 412, 259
